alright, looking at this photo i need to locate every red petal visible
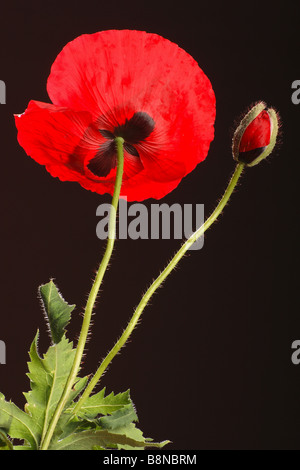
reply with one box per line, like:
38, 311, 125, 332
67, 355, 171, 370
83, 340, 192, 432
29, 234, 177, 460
15, 101, 145, 190
239, 110, 271, 152
79, 168, 184, 201
15, 100, 95, 169
47, 30, 215, 189
17, 31, 216, 201
14, 101, 198, 200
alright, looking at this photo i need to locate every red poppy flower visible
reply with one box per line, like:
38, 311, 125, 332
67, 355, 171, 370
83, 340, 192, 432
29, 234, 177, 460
15, 30, 216, 201
232, 102, 279, 167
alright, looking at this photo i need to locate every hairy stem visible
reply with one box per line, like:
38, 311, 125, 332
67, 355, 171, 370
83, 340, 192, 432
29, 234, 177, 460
40, 137, 125, 450
73, 162, 245, 415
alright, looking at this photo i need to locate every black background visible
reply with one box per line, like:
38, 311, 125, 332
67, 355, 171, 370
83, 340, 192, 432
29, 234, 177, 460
0, 0, 299, 450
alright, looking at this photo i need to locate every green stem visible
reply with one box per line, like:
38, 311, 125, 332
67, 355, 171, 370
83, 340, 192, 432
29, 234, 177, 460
72, 162, 245, 415
40, 137, 125, 450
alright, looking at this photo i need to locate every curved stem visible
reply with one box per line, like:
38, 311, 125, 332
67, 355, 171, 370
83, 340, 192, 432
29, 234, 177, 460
40, 137, 125, 450
73, 162, 245, 415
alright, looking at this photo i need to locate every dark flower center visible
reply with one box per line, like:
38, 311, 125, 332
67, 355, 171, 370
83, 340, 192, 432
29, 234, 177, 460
87, 112, 155, 177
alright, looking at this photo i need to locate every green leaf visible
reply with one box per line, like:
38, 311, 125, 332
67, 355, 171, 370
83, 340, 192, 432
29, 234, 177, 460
52, 386, 170, 450
0, 393, 39, 449
39, 280, 75, 344
0, 279, 170, 450
99, 404, 138, 430
49, 427, 169, 451
112, 423, 170, 450
23, 332, 77, 446
49, 388, 133, 448
0, 431, 13, 450
73, 388, 132, 420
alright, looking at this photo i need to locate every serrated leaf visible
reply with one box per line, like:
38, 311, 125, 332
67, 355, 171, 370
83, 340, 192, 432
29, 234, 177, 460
51, 388, 133, 447
99, 404, 137, 430
73, 388, 132, 420
39, 280, 75, 344
23, 332, 77, 445
112, 423, 170, 450
0, 393, 39, 449
49, 427, 169, 450
53, 394, 170, 450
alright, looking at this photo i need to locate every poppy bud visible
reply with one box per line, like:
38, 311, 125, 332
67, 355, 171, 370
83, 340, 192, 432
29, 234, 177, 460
232, 102, 279, 167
